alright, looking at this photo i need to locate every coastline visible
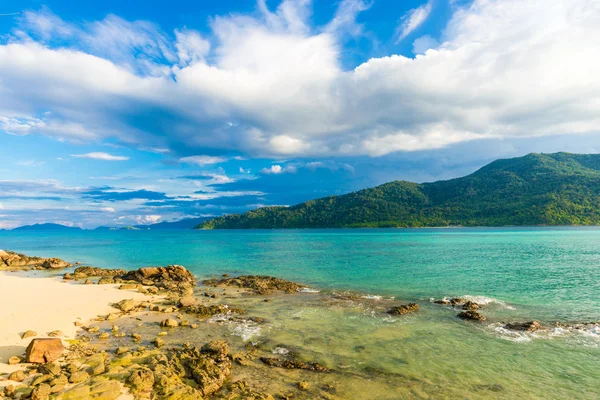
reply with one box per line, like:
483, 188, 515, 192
0, 271, 153, 376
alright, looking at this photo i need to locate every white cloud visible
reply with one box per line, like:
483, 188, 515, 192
100, 207, 116, 212
179, 155, 227, 166
2, 0, 600, 158
175, 28, 210, 66
72, 152, 129, 161
260, 164, 297, 174
0, 202, 4, 210
395, 1, 433, 43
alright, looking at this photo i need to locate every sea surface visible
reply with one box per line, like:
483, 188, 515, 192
2, 227, 600, 399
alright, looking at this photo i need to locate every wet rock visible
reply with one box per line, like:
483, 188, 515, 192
132, 333, 142, 342
259, 357, 330, 372
73, 266, 126, 277
457, 311, 486, 321
387, 303, 419, 315
26, 338, 65, 363
86, 326, 100, 333
69, 371, 90, 383
7, 355, 21, 365
8, 370, 25, 382
32, 374, 53, 386
22, 330, 37, 339
504, 321, 542, 332
98, 332, 110, 340
433, 299, 451, 305
225, 380, 275, 400
183, 304, 244, 317
97, 276, 115, 285
178, 296, 197, 308
153, 338, 165, 348
202, 275, 305, 295
31, 383, 51, 400
161, 318, 179, 328
462, 301, 480, 311
42, 258, 71, 269
115, 347, 129, 356
450, 298, 465, 306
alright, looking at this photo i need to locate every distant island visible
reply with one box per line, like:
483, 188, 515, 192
197, 152, 600, 229
12, 223, 83, 231
9, 217, 211, 232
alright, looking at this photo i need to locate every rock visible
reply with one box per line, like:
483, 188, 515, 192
51, 375, 69, 386
92, 364, 106, 375
161, 318, 179, 328
47, 330, 63, 337
98, 332, 110, 340
387, 303, 419, 315
298, 381, 309, 390
7, 355, 21, 365
4, 385, 16, 397
97, 276, 115, 285
450, 298, 465, 306
504, 321, 542, 332
118, 265, 197, 293
115, 347, 129, 356
22, 330, 37, 339
69, 371, 90, 383
31, 383, 51, 400
457, 311, 486, 321
66, 363, 79, 373
74, 321, 83, 326
8, 370, 25, 382
113, 332, 126, 338
106, 313, 119, 321
39, 362, 61, 376
153, 337, 165, 348
158, 331, 168, 336
26, 338, 65, 363
183, 304, 244, 317
119, 283, 139, 290
114, 298, 138, 313
111, 325, 119, 333
178, 296, 197, 308
433, 299, 451, 305
42, 258, 71, 269
462, 301, 480, 311
84, 279, 94, 285
132, 333, 142, 342
73, 266, 126, 277
56, 378, 121, 400
190, 324, 199, 329
128, 369, 155, 393
50, 383, 66, 393
202, 275, 304, 295
259, 357, 330, 372
86, 326, 100, 333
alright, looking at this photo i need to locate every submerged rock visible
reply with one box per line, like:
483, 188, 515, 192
26, 338, 65, 363
504, 321, 542, 332
183, 304, 245, 317
457, 311, 486, 321
387, 303, 419, 315
462, 301, 480, 311
259, 357, 330, 372
450, 298, 465, 306
202, 275, 305, 295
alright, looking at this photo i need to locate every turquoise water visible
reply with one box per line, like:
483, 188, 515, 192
2, 228, 600, 398
2, 227, 600, 321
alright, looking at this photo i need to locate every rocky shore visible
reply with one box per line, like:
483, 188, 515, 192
1, 251, 599, 400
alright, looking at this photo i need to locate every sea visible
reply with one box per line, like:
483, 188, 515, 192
1, 227, 599, 399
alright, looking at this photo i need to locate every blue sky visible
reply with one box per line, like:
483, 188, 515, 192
1, 0, 599, 228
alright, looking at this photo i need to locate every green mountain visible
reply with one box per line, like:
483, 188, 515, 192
196, 153, 600, 229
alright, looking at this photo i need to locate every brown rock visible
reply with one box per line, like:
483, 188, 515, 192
128, 369, 155, 393
160, 318, 179, 328
98, 333, 110, 340
132, 333, 142, 342
69, 371, 90, 383
457, 311, 486, 321
7, 355, 21, 365
387, 303, 419, 315
462, 301, 480, 311
178, 296, 197, 308
22, 330, 37, 339
8, 370, 25, 382
39, 362, 61, 376
26, 338, 65, 363
202, 275, 304, 295
298, 381, 309, 390
153, 337, 165, 348
73, 266, 126, 277
31, 383, 51, 400
47, 330, 63, 337
504, 321, 542, 332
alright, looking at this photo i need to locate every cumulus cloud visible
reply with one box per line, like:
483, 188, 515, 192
260, 164, 298, 174
395, 1, 433, 43
72, 152, 129, 161
1, 0, 600, 159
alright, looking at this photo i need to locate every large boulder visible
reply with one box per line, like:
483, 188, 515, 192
504, 321, 542, 332
0, 250, 71, 270
457, 311, 486, 321
26, 338, 65, 363
119, 265, 196, 293
42, 258, 70, 269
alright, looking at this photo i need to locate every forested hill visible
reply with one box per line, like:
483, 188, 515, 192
196, 153, 600, 229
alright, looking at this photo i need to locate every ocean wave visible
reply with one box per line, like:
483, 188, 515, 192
490, 323, 533, 343
461, 295, 516, 310
298, 287, 320, 293
361, 294, 383, 300
272, 346, 290, 355
230, 323, 261, 341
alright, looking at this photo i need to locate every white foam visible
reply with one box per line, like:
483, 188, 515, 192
491, 324, 532, 343
272, 347, 290, 355
461, 295, 516, 310
298, 287, 320, 293
230, 323, 261, 341
361, 294, 383, 300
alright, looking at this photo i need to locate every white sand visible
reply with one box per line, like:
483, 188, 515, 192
0, 271, 150, 375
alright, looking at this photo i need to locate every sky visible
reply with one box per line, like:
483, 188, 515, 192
1, 0, 600, 229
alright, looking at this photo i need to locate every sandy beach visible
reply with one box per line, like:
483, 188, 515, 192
0, 271, 150, 376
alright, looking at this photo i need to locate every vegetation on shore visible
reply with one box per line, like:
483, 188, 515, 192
197, 152, 600, 229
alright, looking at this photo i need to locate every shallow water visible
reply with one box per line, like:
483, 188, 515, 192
2, 228, 600, 398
